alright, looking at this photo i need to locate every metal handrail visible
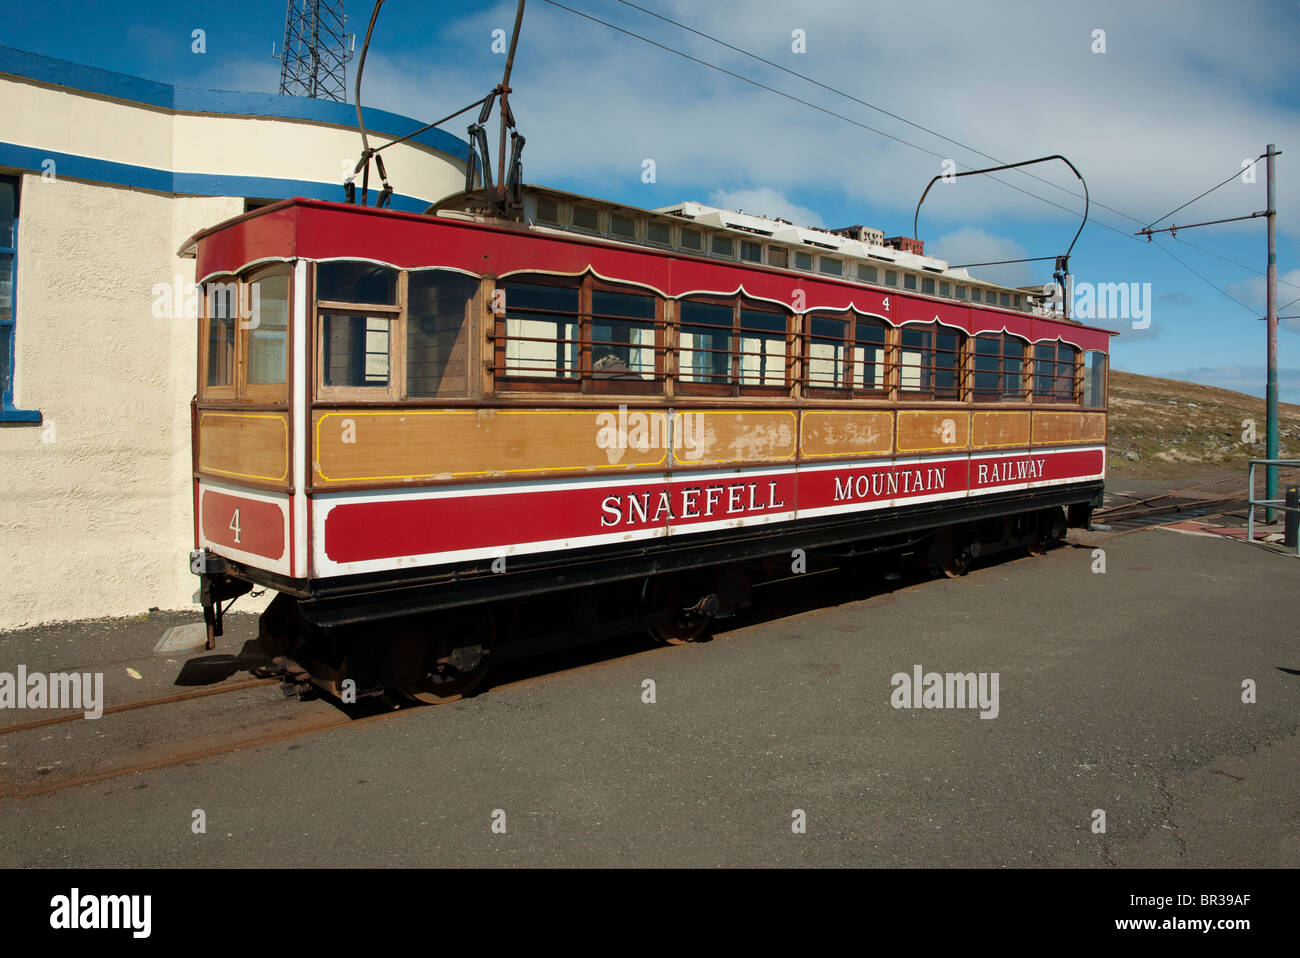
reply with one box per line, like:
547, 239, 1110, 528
1246, 459, 1300, 556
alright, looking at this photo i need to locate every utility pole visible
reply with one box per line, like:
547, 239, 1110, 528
1265, 144, 1279, 521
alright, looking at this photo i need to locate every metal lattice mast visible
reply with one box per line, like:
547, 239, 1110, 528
278, 0, 351, 102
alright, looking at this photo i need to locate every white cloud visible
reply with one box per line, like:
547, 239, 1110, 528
1227, 269, 1300, 314
927, 228, 1034, 287
1158, 365, 1300, 404
705, 187, 825, 227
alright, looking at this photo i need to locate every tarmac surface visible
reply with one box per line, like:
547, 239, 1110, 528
0, 510, 1296, 867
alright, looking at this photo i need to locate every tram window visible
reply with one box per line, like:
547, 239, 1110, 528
610, 212, 637, 239
535, 196, 560, 224
999, 292, 1011, 308
407, 271, 478, 397
317, 261, 398, 306
205, 281, 237, 389
739, 308, 786, 386
903, 273, 917, 291
501, 281, 579, 379
322, 314, 391, 388
680, 229, 702, 252
741, 240, 763, 263
646, 222, 671, 246
970, 288, 982, 303
1034, 342, 1078, 402
246, 273, 288, 386
955, 285, 967, 300
921, 277, 935, 295
591, 290, 655, 380
939, 281, 951, 297
900, 325, 962, 399
854, 319, 888, 393
712, 235, 734, 258
884, 270, 898, 287
858, 264, 878, 284
795, 251, 813, 271
1082, 350, 1107, 407
679, 300, 732, 384
767, 247, 788, 268
806, 313, 849, 389
819, 257, 843, 277
973, 334, 1025, 402
572, 205, 599, 231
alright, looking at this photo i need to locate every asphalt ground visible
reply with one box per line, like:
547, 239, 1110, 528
0, 517, 1296, 868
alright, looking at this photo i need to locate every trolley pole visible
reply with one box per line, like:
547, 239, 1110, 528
1265, 144, 1279, 521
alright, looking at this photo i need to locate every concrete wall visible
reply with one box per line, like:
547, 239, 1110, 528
0, 47, 468, 628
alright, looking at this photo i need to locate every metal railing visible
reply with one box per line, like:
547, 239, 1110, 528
1246, 459, 1300, 557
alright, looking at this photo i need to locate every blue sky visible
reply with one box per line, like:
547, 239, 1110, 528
3, 0, 1298, 399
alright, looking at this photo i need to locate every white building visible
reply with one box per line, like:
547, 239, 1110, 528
0, 44, 469, 628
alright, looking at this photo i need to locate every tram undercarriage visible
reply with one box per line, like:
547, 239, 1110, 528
196, 482, 1101, 704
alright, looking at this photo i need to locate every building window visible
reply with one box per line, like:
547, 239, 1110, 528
1082, 350, 1107, 408
900, 324, 962, 399
0, 175, 35, 420
1034, 342, 1078, 402
972, 334, 1025, 402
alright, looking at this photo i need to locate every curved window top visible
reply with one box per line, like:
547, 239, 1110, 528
318, 261, 398, 305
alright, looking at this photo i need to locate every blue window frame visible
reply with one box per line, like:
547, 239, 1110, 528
1, 175, 39, 422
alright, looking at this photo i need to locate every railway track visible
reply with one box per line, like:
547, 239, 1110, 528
1093, 469, 1300, 531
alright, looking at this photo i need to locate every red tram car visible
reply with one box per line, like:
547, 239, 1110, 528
182, 185, 1110, 701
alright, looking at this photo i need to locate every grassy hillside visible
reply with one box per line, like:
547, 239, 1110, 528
1106, 370, 1300, 479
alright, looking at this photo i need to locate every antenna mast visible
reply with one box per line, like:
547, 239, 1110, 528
279, 0, 353, 103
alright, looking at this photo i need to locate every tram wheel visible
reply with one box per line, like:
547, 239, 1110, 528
940, 553, 970, 578
394, 616, 494, 705
397, 665, 489, 705
644, 574, 713, 645
1025, 539, 1048, 557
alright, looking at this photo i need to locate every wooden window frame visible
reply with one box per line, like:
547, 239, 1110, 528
1082, 349, 1109, 409
1031, 341, 1080, 404
971, 333, 1028, 404
241, 265, 292, 404
315, 264, 404, 403
494, 273, 665, 396
675, 295, 792, 398
802, 310, 893, 400
897, 322, 964, 402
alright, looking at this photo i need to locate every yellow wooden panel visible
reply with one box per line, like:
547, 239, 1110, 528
800, 410, 893, 459
896, 409, 970, 454
1031, 410, 1107, 445
971, 410, 1031, 449
672, 410, 798, 466
313, 408, 670, 484
198, 412, 289, 483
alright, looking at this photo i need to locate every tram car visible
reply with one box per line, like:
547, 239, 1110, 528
182, 184, 1111, 702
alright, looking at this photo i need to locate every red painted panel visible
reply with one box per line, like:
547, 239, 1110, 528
324, 473, 797, 564
201, 489, 286, 560
969, 448, 1104, 490
897, 297, 971, 330
323, 449, 1102, 564
194, 206, 298, 279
